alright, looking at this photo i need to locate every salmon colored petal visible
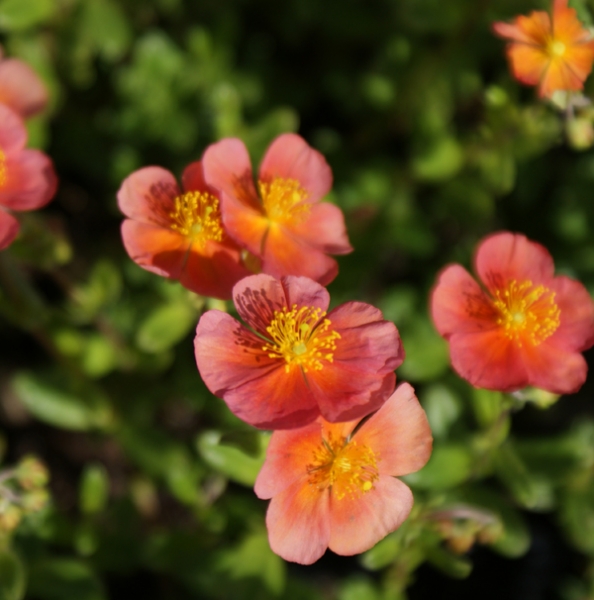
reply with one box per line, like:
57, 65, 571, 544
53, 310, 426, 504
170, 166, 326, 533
541, 58, 582, 96
506, 44, 549, 87
121, 219, 187, 279
117, 166, 179, 227
523, 341, 588, 395
0, 59, 48, 118
181, 160, 209, 193
431, 264, 498, 337
0, 208, 19, 249
289, 202, 353, 255
554, 1, 586, 41
259, 133, 332, 204
564, 43, 594, 80
492, 20, 541, 44
0, 104, 26, 153
549, 276, 594, 351
355, 383, 432, 476
448, 329, 528, 392
514, 12, 552, 46
262, 223, 339, 285
178, 241, 251, 300
219, 189, 267, 255
328, 477, 413, 556
0, 150, 57, 210
475, 232, 555, 292
201, 138, 261, 211
265, 479, 331, 565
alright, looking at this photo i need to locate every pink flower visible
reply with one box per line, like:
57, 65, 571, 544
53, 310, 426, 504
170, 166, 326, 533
201, 133, 352, 286
194, 274, 403, 429
254, 382, 433, 565
431, 231, 594, 394
117, 161, 251, 300
0, 52, 48, 118
0, 105, 57, 250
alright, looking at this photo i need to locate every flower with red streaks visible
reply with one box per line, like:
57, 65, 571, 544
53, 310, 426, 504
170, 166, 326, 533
254, 382, 432, 565
493, 0, 594, 98
0, 105, 57, 250
431, 231, 594, 394
0, 52, 48, 119
201, 133, 352, 286
194, 274, 403, 429
117, 161, 251, 300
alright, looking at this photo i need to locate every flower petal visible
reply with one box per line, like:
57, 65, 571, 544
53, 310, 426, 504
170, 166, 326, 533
265, 479, 331, 565
121, 219, 187, 279
0, 208, 19, 249
259, 133, 332, 204
355, 382, 433, 476
506, 44, 550, 88
0, 104, 26, 154
493, 11, 551, 45
0, 58, 48, 118
328, 477, 413, 556
117, 166, 179, 227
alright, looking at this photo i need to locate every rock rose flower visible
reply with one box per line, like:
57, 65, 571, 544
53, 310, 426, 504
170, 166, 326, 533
0, 50, 48, 118
493, 0, 594, 98
254, 382, 432, 564
117, 161, 251, 300
431, 231, 594, 394
201, 133, 352, 286
194, 274, 403, 429
0, 105, 57, 250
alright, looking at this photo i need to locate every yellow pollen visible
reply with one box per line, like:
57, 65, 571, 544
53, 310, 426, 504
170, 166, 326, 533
258, 178, 311, 224
491, 279, 561, 347
169, 191, 224, 247
549, 40, 566, 58
307, 433, 380, 500
0, 148, 6, 187
262, 304, 340, 373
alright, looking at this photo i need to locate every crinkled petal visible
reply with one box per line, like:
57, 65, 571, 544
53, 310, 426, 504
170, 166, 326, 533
220, 190, 268, 255
265, 479, 331, 565
493, 11, 551, 45
475, 232, 555, 293
0, 149, 57, 210
121, 219, 187, 279
0, 104, 26, 154
328, 477, 413, 556
0, 59, 48, 118
355, 383, 432, 476
117, 166, 179, 227
259, 133, 332, 204
0, 208, 19, 249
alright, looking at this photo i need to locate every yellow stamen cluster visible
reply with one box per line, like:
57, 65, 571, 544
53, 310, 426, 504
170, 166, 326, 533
492, 279, 560, 346
169, 191, 223, 247
307, 433, 380, 500
548, 40, 567, 58
262, 304, 340, 373
258, 177, 310, 224
0, 148, 7, 187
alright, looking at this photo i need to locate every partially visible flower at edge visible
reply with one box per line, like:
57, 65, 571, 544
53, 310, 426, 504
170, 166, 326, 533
254, 382, 433, 565
195, 273, 403, 429
201, 133, 353, 286
0, 104, 57, 250
0, 48, 48, 118
117, 161, 251, 300
492, 0, 594, 98
431, 231, 594, 394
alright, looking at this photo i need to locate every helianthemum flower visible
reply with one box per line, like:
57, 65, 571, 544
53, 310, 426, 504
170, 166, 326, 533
493, 0, 594, 98
194, 274, 403, 429
431, 231, 594, 394
201, 133, 352, 286
0, 105, 57, 250
0, 50, 48, 118
254, 382, 432, 564
117, 161, 251, 300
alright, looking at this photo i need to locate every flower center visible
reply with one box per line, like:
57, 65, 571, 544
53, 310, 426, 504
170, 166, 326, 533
548, 40, 566, 58
262, 304, 340, 373
169, 191, 224, 247
258, 178, 311, 224
491, 279, 560, 346
307, 433, 380, 500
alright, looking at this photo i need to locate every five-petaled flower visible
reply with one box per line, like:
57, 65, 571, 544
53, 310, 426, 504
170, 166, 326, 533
0, 105, 57, 250
254, 382, 432, 565
201, 133, 353, 286
493, 0, 594, 98
0, 50, 48, 118
117, 161, 251, 300
431, 231, 594, 394
194, 273, 403, 429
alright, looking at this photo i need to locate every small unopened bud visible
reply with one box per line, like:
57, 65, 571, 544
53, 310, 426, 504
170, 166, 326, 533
15, 456, 49, 491
447, 533, 475, 554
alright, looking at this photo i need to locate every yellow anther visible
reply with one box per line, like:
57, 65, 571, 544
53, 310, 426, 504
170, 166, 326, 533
169, 191, 224, 247
258, 178, 310, 224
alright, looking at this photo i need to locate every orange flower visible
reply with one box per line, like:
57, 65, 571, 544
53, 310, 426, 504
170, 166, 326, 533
493, 0, 594, 98
0, 50, 48, 118
0, 105, 57, 250
201, 133, 352, 286
254, 383, 432, 564
431, 232, 594, 394
117, 161, 251, 300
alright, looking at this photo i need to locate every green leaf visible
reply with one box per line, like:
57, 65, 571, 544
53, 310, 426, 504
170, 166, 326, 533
78, 0, 131, 61
403, 444, 472, 490
136, 301, 197, 353
79, 464, 110, 515
421, 384, 461, 438
0, 0, 55, 31
425, 545, 472, 579
398, 319, 449, 382
0, 551, 25, 600
27, 559, 106, 600
338, 576, 381, 600
412, 137, 464, 182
